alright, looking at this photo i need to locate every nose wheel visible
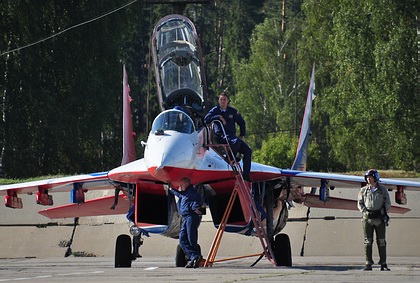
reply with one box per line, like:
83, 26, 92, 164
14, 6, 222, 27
115, 234, 132, 268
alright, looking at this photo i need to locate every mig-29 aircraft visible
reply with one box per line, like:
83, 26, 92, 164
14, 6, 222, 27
1, 13, 419, 268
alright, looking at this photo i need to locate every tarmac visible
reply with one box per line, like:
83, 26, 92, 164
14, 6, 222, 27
1, 256, 420, 282
1, 179, 420, 282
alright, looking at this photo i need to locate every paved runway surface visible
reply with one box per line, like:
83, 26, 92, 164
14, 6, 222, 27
1, 256, 420, 283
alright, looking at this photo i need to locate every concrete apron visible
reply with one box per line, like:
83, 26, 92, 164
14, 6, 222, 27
1, 218, 420, 259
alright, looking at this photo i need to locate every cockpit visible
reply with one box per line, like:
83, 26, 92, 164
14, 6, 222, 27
151, 110, 195, 135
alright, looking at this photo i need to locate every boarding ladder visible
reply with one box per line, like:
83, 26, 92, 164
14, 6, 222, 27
204, 121, 277, 267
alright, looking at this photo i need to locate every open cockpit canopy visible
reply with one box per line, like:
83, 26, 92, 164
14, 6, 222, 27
152, 15, 206, 118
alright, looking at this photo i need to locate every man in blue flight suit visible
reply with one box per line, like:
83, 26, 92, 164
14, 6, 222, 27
169, 177, 203, 268
204, 92, 253, 182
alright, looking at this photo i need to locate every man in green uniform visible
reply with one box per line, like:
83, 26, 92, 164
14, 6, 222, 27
357, 169, 391, 271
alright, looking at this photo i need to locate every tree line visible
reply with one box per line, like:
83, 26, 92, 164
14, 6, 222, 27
0, 0, 418, 179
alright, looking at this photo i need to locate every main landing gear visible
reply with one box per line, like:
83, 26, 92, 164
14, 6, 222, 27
272, 233, 292, 266
175, 244, 202, 267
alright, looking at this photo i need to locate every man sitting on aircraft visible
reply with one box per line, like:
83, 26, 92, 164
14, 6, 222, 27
204, 92, 253, 182
168, 177, 204, 268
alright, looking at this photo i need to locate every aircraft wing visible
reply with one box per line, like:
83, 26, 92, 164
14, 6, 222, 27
300, 193, 410, 214
0, 155, 172, 220
278, 169, 420, 191
242, 165, 415, 215
0, 172, 113, 195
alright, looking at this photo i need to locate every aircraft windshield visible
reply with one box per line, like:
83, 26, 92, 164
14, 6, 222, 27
151, 110, 195, 134
160, 52, 202, 97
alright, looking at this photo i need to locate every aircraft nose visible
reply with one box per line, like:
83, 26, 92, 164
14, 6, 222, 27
153, 153, 175, 176
145, 132, 196, 181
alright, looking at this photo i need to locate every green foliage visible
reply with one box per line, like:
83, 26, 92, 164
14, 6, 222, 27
253, 133, 321, 170
0, 1, 148, 178
233, 17, 294, 150
299, 0, 419, 171
253, 134, 298, 169
197, 0, 265, 102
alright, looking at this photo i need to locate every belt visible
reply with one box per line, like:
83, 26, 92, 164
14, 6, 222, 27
367, 209, 382, 219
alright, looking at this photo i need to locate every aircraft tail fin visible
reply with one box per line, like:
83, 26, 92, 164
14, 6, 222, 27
291, 63, 316, 171
121, 64, 136, 165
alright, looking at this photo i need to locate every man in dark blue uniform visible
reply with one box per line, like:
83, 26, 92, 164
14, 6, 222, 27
204, 92, 253, 182
169, 177, 203, 268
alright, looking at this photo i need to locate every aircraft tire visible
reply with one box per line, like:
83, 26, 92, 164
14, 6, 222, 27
273, 233, 292, 266
115, 234, 132, 268
175, 244, 202, 267
175, 244, 187, 267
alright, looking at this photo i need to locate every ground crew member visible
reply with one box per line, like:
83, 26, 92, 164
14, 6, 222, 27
204, 92, 253, 182
357, 169, 391, 271
169, 177, 203, 268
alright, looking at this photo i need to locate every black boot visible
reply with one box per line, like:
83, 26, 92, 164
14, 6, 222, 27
364, 245, 373, 271
363, 264, 372, 271
185, 261, 194, 268
378, 245, 387, 266
243, 174, 253, 182
381, 264, 390, 271
193, 255, 203, 268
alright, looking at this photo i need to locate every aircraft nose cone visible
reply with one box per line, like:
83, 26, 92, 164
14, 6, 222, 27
153, 153, 175, 177
145, 132, 196, 182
